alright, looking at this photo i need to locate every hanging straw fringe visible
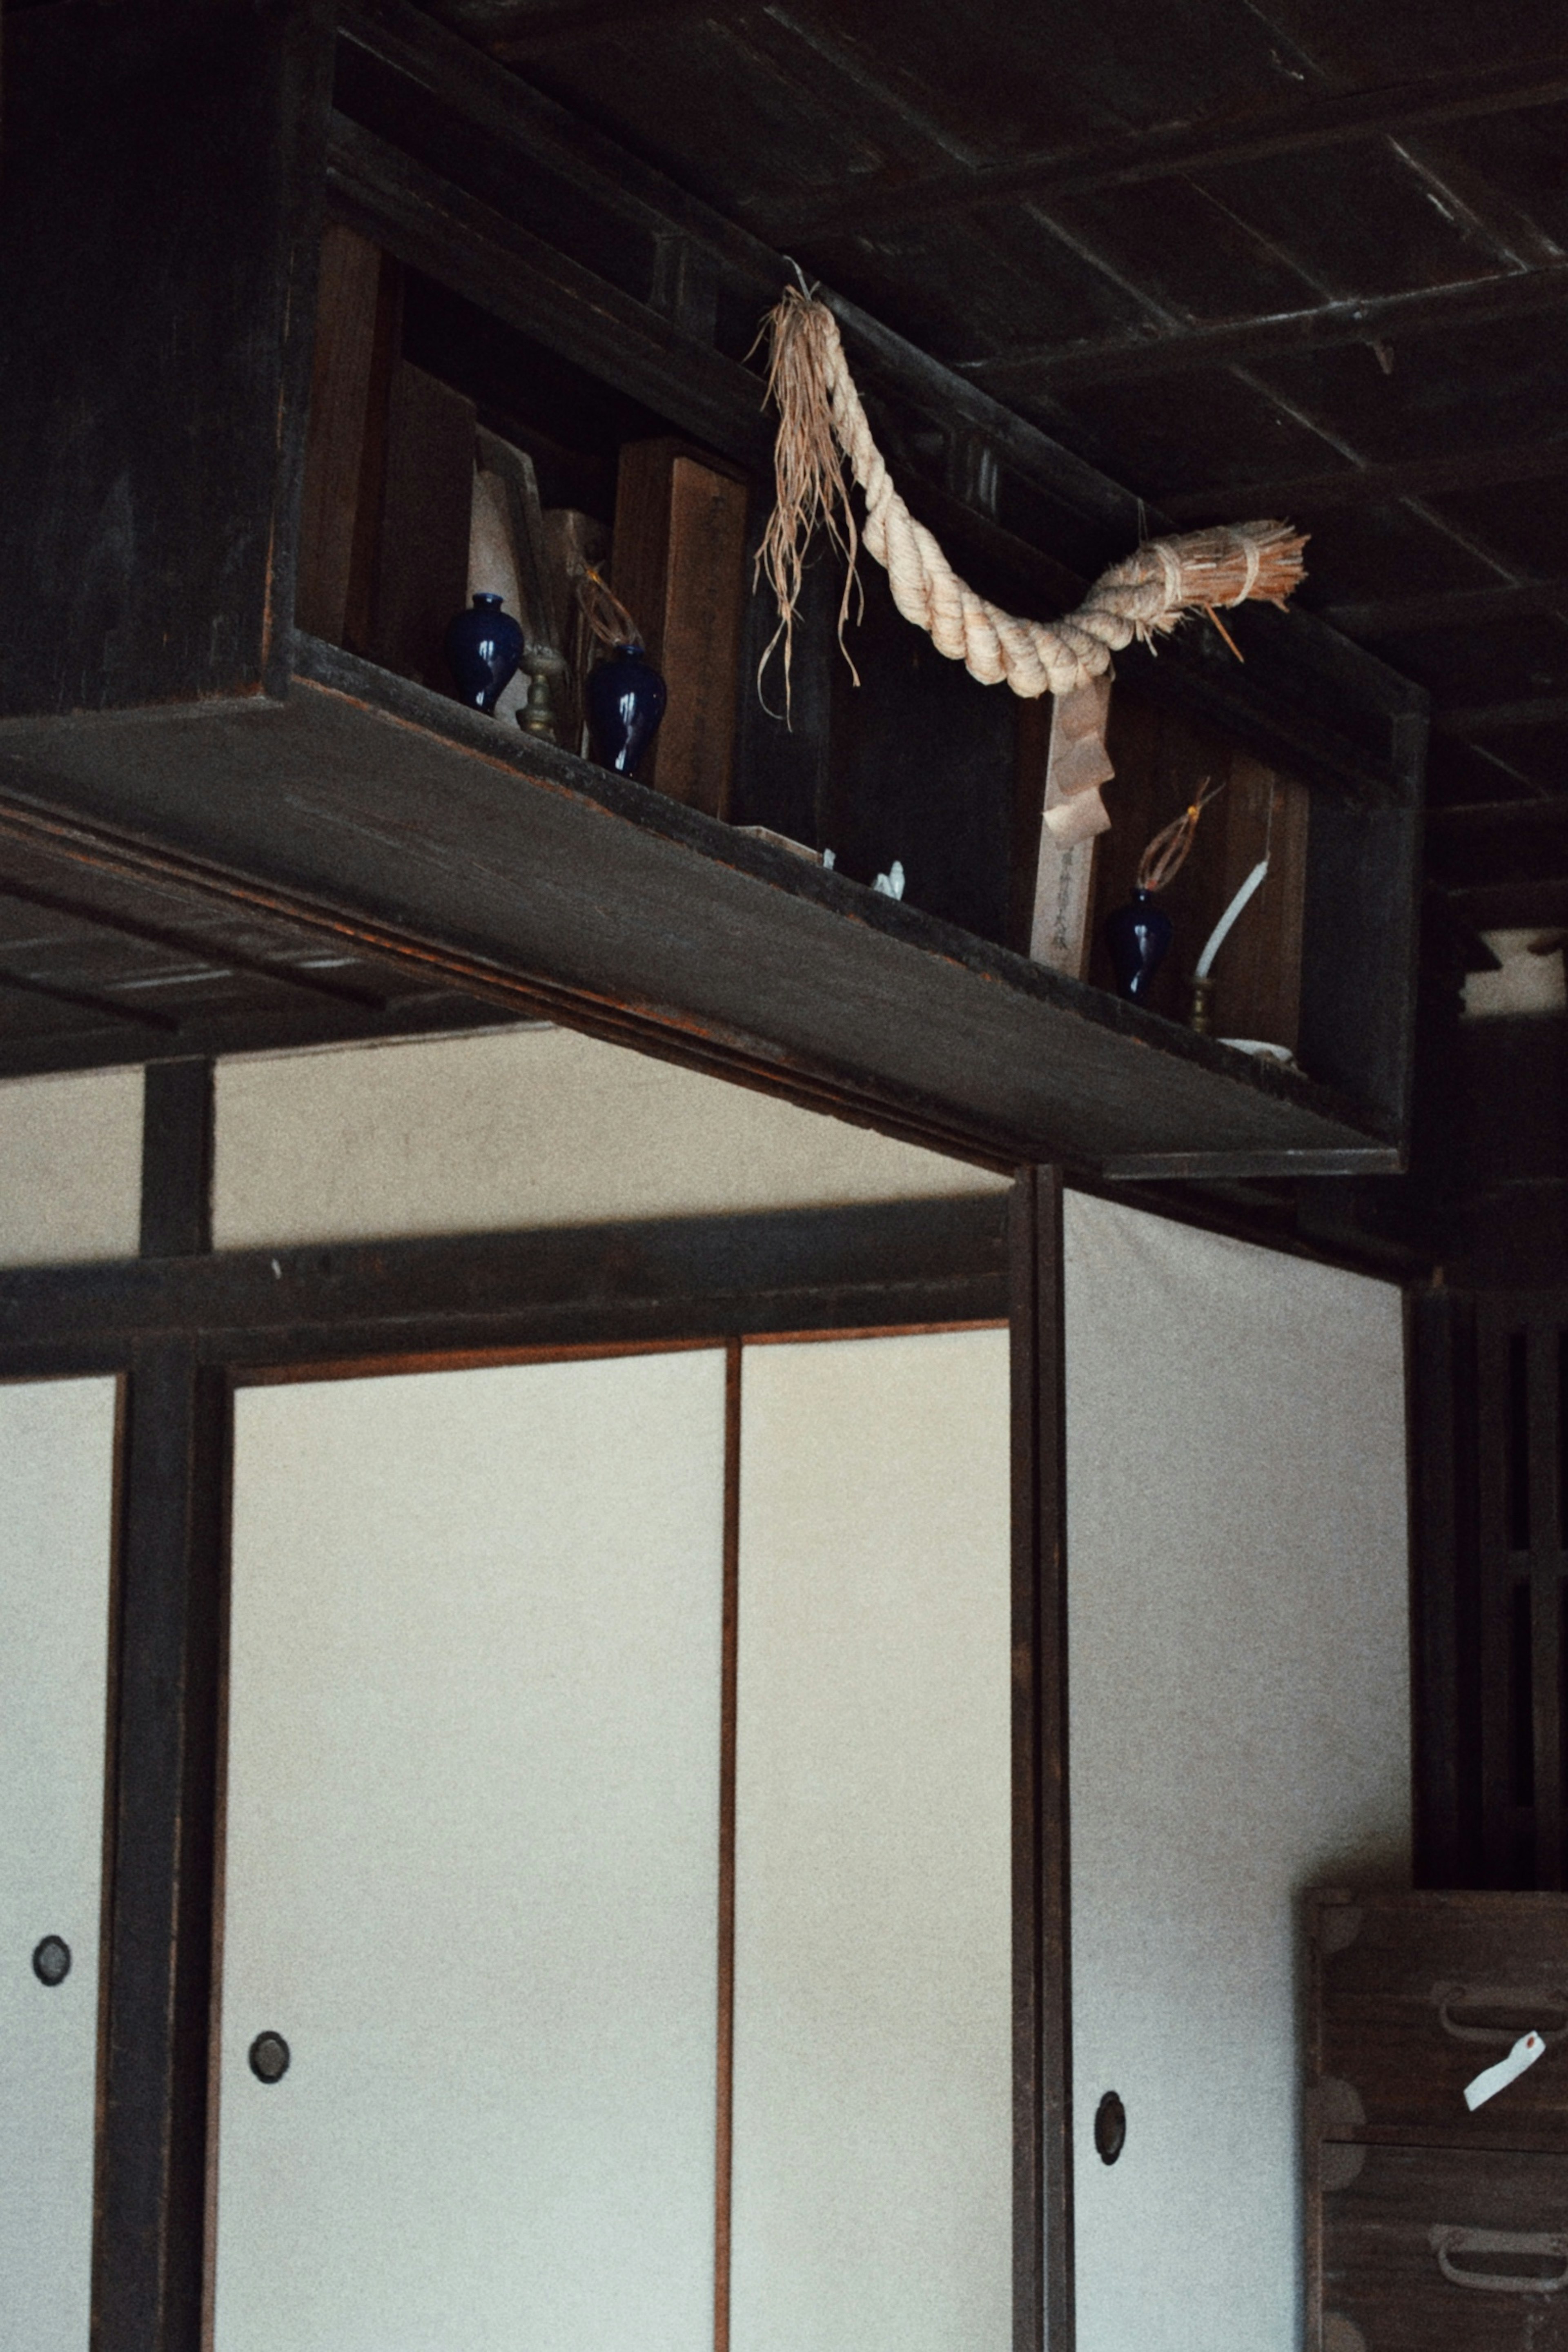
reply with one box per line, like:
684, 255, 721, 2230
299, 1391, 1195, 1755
575, 563, 644, 653
1136, 777, 1223, 894
756, 287, 1307, 710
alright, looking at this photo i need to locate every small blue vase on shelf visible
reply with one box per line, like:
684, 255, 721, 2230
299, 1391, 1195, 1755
587, 641, 667, 778
1106, 888, 1174, 1003
445, 591, 523, 714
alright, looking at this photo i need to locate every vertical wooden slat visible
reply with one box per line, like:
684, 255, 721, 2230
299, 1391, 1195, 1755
1475, 1307, 1516, 1884
91, 1343, 227, 2352
713, 1340, 740, 2352
140, 1060, 215, 1261
1528, 1320, 1564, 1887
1009, 1167, 1071, 2352
295, 223, 384, 645
1408, 1287, 1462, 1886
367, 359, 476, 693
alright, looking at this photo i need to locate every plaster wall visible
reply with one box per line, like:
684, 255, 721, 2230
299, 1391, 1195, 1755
211, 1025, 1007, 1247
1065, 1191, 1410, 2352
0, 1066, 142, 1265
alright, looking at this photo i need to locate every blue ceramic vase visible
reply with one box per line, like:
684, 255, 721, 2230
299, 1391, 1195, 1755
587, 642, 667, 778
1106, 888, 1174, 1003
445, 592, 523, 714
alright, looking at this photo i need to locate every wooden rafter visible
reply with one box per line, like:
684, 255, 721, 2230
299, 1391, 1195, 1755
1326, 577, 1568, 639
1163, 438, 1568, 523
961, 261, 1568, 392
773, 51, 1568, 239
1436, 694, 1568, 736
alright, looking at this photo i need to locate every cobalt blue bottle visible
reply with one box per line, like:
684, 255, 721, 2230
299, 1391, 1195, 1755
1106, 888, 1174, 1003
445, 592, 523, 714
587, 642, 667, 778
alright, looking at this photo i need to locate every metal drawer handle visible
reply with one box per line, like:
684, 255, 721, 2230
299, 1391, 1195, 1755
1430, 2226, 1568, 2294
1435, 1985, 1568, 2045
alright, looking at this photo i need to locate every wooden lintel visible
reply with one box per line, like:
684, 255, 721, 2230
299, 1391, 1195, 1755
0, 1194, 1012, 1371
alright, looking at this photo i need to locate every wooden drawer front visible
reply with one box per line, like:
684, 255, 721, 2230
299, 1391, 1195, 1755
1323, 2145, 1568, 2350
1314, 1891, 1568, 2147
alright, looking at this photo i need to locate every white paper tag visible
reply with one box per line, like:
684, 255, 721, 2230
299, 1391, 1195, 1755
1464, 2031, 1546, 2111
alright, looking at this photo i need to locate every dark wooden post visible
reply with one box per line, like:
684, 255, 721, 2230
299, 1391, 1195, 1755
1010, 1166, 1073, 2352
95, 1062, 226, 2352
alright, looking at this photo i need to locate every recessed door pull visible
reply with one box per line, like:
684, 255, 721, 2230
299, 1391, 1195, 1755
248, 2031, 291, 2084
31, 1936, 71, 1986
1094, 2090, 1126, 2165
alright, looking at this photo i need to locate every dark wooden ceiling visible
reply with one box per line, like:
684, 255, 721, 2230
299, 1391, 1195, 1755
422, 0, 1568, 935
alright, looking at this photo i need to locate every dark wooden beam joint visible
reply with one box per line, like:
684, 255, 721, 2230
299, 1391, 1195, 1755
140, 1060, 215, 1260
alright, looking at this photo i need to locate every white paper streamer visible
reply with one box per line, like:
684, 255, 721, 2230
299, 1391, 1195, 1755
1195, 859, 1269, 980
1464, 2030, 1546, 2111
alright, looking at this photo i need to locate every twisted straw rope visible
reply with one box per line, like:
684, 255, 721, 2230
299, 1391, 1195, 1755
760, 291, 1307, 703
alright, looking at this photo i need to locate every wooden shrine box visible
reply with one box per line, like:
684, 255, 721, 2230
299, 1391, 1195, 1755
0, 0, 1428, 1178
1307, 1888, 1568, 2351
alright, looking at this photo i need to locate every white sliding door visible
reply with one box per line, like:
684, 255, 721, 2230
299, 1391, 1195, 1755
731, 1329, 1013, 2352
0, 1375, 120, 2351
214, 1348, 728, 2352
1065, 1194, 1409, 2352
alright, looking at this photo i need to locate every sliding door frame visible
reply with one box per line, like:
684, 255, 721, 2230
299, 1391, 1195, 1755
0, 1056, 1068, 2352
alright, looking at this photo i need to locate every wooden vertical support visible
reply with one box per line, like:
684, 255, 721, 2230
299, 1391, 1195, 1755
611, 438, 750, 816
296, 225, 385, 644
368, 360, 476, 692
1009, 1167, 1072, 2352
1409, 1287, 1460, 1887
1213, 755, 1309, 1050
1528, 1319, 1564, 1888
140, 1060, 215, 1260
1476, 1306, 1519, 1884
713, 1340, 741, 2352
92, 1342, 227, 2352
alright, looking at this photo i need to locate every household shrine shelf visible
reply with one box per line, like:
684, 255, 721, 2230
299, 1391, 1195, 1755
0, 0, 1427, 1180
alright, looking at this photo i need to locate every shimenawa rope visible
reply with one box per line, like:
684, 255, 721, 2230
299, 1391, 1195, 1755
757, 287, 1308, 710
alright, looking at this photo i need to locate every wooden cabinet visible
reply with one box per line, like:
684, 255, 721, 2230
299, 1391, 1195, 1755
1309, 1890, 1568, 2350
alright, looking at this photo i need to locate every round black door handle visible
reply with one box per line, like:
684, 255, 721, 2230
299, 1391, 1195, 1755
32, 1936, 71, 1987
1094, 2089, 1126, 2165
248, 2031, 291, 2084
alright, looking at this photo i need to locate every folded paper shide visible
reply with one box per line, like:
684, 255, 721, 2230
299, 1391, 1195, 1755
1463, 2029, 1546, 2111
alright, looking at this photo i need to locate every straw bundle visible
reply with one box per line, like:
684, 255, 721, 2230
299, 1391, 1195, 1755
757, 286, 1307, 710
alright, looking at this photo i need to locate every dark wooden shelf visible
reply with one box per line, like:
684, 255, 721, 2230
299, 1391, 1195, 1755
0, 640, 1397, 1178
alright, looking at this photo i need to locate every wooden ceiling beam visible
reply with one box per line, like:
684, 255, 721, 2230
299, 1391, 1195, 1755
1163, 438, 1568, 523
962, 261, 1568, 392
0, 964, 179, 1031
0, 876, 390, 1009
484, 0, 718, 58
1429, 797, 1568, 834
774, 51, 1568, 240
1435, 693, 1568, 736
1325, 577, 1568, 639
